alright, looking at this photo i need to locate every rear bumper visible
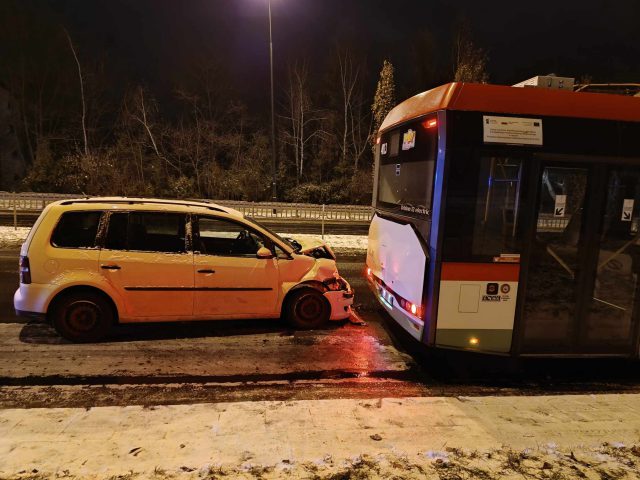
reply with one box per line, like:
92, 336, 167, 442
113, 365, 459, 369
14, 309, 46, 321
14, 284, 53, 316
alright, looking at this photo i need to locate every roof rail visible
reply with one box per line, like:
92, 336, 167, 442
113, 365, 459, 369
58, 198, 228, 213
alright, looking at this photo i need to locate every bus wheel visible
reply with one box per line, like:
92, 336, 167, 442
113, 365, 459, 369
52, 292, 113, 343
286, 289, 330, 330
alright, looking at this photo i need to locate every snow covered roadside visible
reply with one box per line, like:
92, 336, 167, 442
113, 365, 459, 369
2, 393, 640, 479
279, 233, 368, 253
0, 226, 29, 249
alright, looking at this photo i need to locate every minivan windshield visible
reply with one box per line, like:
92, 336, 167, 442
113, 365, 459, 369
245, 217, 294, 250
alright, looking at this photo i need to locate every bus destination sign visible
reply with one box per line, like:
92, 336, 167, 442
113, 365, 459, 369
483, 115, 543, 146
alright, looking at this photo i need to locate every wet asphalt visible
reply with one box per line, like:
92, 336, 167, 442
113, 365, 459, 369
3, 249, 640, 408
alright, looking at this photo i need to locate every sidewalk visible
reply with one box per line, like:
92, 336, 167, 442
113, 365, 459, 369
2, 393, 640, 479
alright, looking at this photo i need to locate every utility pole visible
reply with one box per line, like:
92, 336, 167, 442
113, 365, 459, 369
268, 0, 277, 201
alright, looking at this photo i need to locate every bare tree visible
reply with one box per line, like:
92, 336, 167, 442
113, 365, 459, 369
281, 62, 326, 182
336, 50, 372, 173
63, 28, 88, 156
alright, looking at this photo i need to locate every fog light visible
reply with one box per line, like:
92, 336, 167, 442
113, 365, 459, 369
469, 337, 479, 346
366, 267, 371, 276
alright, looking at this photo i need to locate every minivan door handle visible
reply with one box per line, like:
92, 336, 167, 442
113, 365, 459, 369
197, 269, 215, 274
101, 264, 121, 270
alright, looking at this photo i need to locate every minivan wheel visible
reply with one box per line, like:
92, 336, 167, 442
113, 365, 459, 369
286, 289, 330, 330
52, 292, 113, 343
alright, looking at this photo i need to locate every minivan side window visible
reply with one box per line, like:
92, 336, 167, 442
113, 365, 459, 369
197, 217, 269, 256
51, 211, 102, 249
104, 212, 187, 253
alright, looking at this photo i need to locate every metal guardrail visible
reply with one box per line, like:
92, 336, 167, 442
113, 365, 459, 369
0, 192, 374, 232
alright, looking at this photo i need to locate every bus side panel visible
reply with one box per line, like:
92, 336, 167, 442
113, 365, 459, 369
435, 262, 519, 353
367, 214, 427, 340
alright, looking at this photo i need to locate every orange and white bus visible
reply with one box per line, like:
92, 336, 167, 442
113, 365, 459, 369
366, 82, 640, 357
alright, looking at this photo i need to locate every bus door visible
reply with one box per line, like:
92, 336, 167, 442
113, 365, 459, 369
436, 153, 528, 353
519, 162, 640, 355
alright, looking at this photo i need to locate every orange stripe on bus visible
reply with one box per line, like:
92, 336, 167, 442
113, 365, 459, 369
441, 262, 520, 282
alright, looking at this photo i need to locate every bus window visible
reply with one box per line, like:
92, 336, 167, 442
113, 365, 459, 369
443, 155, 525, 262
472, 157, 523, 257
376, 118, 437, 219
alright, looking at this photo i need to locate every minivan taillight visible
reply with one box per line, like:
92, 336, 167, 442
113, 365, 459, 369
19, 255, 31, 284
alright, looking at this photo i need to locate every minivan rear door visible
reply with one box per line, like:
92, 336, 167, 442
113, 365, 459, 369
98, 211, 194, 319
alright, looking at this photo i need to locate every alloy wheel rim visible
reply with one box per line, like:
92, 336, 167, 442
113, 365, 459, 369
66, 301, 100, 333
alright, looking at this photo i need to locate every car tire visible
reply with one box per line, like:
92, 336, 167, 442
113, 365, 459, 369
285, 288, 330, 330
51, 292, 113, 343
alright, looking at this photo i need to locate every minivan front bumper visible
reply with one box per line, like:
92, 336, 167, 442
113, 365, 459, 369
324, 279, 354, 321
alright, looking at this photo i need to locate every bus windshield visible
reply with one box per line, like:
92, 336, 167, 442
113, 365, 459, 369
376, 117, 438, 219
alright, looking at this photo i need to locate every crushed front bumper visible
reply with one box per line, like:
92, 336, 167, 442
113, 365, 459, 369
324, 279, 354, 321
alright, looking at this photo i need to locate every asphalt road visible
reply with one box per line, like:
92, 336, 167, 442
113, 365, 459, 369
4, 249, 640, 408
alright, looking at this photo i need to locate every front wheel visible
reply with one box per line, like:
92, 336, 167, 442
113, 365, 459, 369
285, 289, 330, 330
51, 292, 113, 342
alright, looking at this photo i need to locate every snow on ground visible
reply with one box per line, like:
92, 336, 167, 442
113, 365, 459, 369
2, 394, 640, 479
0, 227, 29, 249
279, 233, 368, 252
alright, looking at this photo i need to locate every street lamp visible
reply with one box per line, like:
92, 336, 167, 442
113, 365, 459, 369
268, 0, 277, 202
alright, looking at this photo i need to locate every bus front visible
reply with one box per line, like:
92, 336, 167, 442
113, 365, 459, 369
366, 113, 440, 341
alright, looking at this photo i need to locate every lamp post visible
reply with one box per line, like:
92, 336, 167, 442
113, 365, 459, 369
268, 0, 277, 202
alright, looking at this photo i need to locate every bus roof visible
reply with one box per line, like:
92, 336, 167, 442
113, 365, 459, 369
380, 82, 640, 133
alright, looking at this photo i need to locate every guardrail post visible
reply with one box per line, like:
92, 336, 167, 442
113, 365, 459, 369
321, 203, 325, 240
13, 194, 17, 230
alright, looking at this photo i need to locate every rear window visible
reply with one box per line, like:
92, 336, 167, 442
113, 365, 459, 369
51, 211, 101, 249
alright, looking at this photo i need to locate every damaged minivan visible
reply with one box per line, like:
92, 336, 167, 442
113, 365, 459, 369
14, 197, 354, 342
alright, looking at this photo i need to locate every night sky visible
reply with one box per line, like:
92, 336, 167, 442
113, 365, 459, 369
13, 0, 640, 107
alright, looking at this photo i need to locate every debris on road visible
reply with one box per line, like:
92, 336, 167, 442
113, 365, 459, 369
348, 309, 367, 326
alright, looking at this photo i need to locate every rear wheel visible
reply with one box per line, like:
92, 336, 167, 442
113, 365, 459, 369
285, 288, 330, 330
51, 292, 113, 342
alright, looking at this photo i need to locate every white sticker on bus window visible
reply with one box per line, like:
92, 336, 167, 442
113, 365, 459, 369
402, 129, 416, 150
622, 199, 634, 222
554, 195, 566, 217
381, 143, 388, 155
483, 115, 543, 146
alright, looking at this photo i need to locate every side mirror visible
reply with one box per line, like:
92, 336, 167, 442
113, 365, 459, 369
256, 247, 274, 259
